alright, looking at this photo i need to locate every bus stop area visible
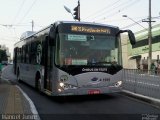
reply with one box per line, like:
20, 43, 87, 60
0, 78, 34, 118
0, 79, 31, 115
0, 66, 40, 120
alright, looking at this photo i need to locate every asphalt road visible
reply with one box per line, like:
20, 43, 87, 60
2, 65, 160, 120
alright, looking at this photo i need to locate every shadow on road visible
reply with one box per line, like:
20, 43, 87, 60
50, 94, 118, 103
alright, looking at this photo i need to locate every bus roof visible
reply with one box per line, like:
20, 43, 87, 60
14, 21, 119, 46
55, 21, 119, 29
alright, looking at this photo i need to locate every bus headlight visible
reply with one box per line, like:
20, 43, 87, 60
114, 81, 122, 87
58, 88, 62, 92
59, 82, 78, 89
59, 82, 65, 87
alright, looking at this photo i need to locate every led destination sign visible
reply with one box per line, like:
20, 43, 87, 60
71, 25, 111, 34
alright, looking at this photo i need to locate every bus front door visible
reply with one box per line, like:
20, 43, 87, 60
43, 37, 52, 92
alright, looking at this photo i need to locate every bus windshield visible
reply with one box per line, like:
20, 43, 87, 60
55, 33, 121, 66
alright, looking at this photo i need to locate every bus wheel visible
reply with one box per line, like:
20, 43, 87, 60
35, 73, 41, 91
17, 69, 21, 82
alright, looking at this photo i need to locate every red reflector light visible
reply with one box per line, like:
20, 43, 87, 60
88, 90, 100, 95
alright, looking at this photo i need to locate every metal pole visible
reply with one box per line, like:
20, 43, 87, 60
148, 0, 152, 71
31, 20, 34, 31
122, 15, 147, 30
78, 0, 80, 21
127, 16, 147, 30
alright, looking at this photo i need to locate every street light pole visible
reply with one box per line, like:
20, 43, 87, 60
148, 0, 152, 71
64, 5, 75, 20
31, 20, 34, 32
123, 0, 154, 71
78, 0, 80, 21
142, 0, 154, 71
64, 0, 80, 21
122, 15, 147, 30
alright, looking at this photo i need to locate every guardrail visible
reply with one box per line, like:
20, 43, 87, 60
122, 69, 160, 99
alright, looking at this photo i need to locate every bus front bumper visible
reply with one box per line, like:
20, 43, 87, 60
55, 86, 122, 96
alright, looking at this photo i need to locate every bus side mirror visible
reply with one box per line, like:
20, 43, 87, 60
128, 30, 136, 45
117, 30, 136, 46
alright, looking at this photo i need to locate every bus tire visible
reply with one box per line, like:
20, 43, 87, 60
35, 72, 41, 91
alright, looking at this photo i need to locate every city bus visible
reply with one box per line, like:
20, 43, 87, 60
13, 21, 136, 96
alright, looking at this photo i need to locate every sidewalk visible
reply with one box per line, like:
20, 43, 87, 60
0, 76, 40, 120
0, 79, 32, 114
122, 90, 160, 109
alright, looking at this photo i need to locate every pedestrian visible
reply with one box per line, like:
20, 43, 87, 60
154, 60, 158, 75
151, 62, 155, 74
157, 61, 160, 75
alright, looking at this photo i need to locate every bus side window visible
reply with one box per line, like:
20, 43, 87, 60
26, 44, 30, 64
30, 42, 37, 64
33, 41, 42, 65
24, 45, 27, 63
22, 46, 25, 63
41, 40, 46, 66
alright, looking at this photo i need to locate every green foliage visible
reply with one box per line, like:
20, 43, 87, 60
0, 49, 8, 62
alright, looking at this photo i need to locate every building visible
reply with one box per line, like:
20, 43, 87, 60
122, 24, 160, 69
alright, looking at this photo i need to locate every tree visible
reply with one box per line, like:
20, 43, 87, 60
0, 49, 8, 62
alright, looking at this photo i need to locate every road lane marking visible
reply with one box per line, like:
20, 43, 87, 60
16, 85, 41, 120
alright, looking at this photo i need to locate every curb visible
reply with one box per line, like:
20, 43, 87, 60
0, 76, 41, 120
122, 90, 160, 109
16, 86, 41, 120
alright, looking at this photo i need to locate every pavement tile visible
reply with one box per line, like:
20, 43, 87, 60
0, 79, 33, 115
0, 82, 10, 114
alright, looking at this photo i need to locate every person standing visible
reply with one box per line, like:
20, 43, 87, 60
154, 60, 158, 75
151, 62, 155, 74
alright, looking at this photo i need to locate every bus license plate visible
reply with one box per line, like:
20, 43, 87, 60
88, 90, 100, 95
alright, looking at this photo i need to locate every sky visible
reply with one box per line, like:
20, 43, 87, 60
0, 0, 160, 58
